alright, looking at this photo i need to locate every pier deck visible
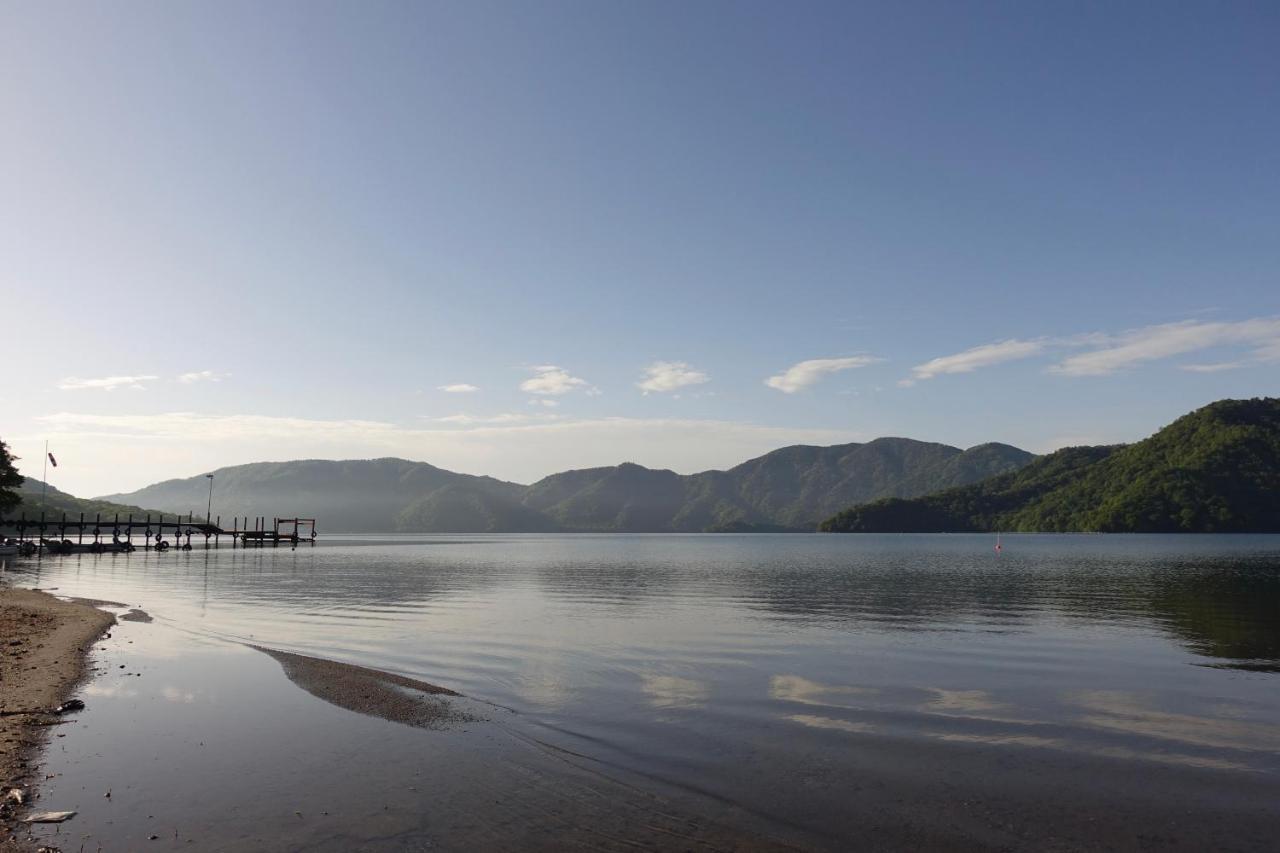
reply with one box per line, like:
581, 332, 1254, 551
0, 513, 317, 553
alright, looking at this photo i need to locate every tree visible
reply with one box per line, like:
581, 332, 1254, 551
0, 439, 22, 516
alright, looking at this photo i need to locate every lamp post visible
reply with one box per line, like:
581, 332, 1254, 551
205, 473, 214, 525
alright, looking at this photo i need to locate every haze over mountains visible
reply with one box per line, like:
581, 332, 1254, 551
11, 399, 1279, 534
99, 439, 1034, 533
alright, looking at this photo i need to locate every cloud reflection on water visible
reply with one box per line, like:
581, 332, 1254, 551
641, 674, 711, 709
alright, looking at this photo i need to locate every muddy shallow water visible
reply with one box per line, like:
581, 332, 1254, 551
7, 533, 1280, 850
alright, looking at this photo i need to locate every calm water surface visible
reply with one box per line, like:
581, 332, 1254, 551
7, 533, 1280, 850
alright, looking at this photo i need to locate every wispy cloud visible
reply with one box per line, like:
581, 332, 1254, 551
637, 361, 710, 394
58, 375, 158, 391
438, 383, 480, 393
1179, 361, 1247, 373
39, 412, 393, 439
903, 339, 1044, 386
765, 356, 882, 393
430, 413, 562, 425
177, 370, 229, 384
520, 365, 592, 395
902, 316, 1280, 384
62, 372, 232, 390
1050, 318, 1280, 376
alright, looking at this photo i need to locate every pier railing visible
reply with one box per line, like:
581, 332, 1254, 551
0, 513, 317, 554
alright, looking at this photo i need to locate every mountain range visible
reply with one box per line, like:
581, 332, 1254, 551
14, 398, 1275, 534
820, 398, 1280, 533
95, 438, 1035, 533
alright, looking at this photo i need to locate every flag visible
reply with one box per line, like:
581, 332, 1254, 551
48, 452, 57, 468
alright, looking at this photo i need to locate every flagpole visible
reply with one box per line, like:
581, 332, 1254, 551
40, 440, 48, 515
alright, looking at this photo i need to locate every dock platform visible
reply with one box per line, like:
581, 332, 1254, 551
0, 513, 317, 554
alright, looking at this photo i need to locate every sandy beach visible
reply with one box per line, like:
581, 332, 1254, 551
0, 588, 114, 852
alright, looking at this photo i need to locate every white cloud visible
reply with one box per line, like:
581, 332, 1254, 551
1179, 361, 1247, 373
438, 383, 480, 393
430, 413, 562, 425
519, 365, 591, 395
29, 411, 862, 496
1050, 318, 1280, 376
906, 339, 1044, 384
901, 317, 1280, 384
528, 398, 559, 408
178, 370, 229, 384
637, 361, 710, 394
765, 356, 882, 393
58, 375, 158, 391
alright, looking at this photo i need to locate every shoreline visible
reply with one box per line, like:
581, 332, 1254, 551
0, 588, 115, 852
5, 593, 801, 852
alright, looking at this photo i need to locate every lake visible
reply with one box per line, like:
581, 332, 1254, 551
8, 533, 1280, 851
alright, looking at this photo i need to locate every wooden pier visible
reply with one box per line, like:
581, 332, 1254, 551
0, 512, 317, 555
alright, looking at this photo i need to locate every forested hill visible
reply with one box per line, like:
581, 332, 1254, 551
524, 439, 1033, 532
820, 398, 1280, 533
100, 438, 1034, 533
9, 478, 165, 520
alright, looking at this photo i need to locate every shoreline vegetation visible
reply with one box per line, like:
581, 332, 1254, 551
0, 588, 114, 853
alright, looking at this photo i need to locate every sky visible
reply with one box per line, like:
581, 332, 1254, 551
3, 1, 1278, 497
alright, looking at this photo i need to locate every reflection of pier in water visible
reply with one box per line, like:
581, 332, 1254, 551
0, 513, 317, 554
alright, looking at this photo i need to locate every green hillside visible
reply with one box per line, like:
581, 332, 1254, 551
519, 439, 1034, 532
7, 477, 165, 521
103, 439, 1035, 533
394, 482, 560, 533
524, 463, 691, 531
821, 398, 1280, 533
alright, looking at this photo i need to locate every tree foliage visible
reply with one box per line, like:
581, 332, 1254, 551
821, 398, 1280, 533
10, 476, 159, 521
0, 439, 22, 515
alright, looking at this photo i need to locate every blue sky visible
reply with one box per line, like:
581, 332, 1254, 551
3, 1, 1278, 496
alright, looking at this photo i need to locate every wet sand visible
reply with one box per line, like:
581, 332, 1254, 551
0, 588, 114, 852
253, 645, 481, 728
